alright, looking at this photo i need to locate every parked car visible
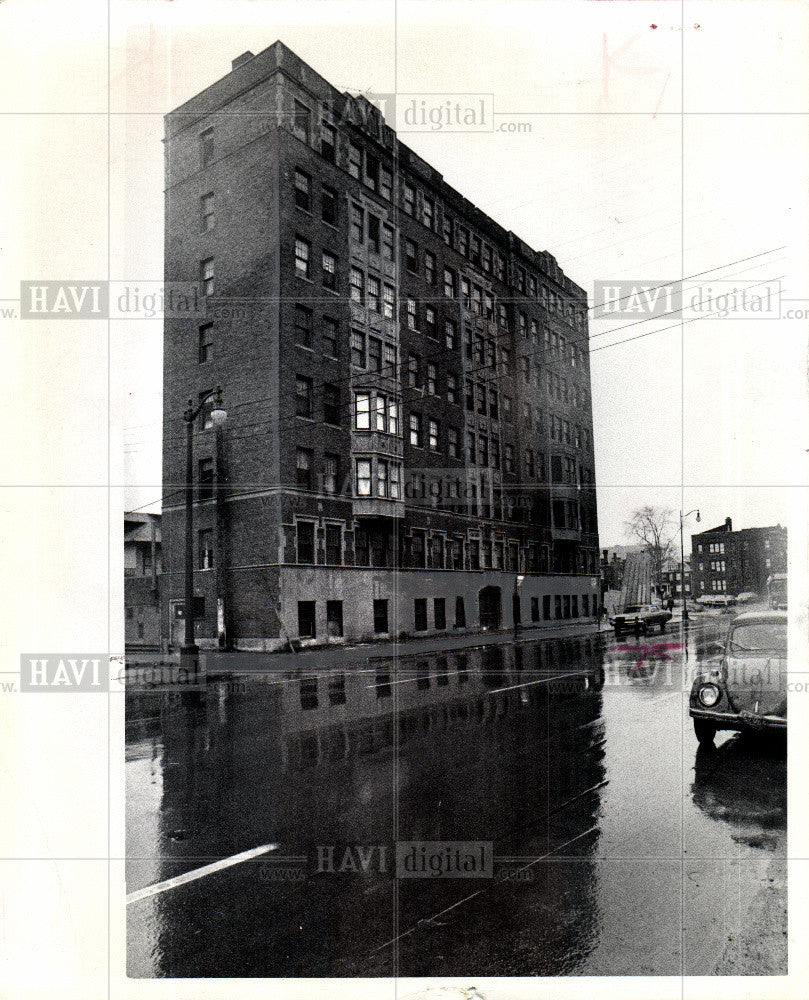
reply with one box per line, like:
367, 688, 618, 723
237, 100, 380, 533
689, 611, 787, 745
610, 603, 671, 636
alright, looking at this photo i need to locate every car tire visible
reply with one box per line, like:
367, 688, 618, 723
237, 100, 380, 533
694, 719, 716, 746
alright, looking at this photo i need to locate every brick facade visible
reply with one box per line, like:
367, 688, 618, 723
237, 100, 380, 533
162, 41, 600, 649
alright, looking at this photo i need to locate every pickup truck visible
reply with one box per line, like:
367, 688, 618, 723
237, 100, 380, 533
610, 603, 672, 636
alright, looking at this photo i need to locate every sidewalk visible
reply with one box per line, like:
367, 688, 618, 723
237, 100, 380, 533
144, 619, 605, 676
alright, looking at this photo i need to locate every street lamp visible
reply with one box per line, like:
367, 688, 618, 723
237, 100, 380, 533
181, 386, 226, 668
680, 507, 700, 623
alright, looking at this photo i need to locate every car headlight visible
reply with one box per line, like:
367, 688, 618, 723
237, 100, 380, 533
698, 683, 720, 707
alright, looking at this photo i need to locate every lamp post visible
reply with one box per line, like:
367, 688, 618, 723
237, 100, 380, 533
181, 386, 226, 668
680, 507, 700, 623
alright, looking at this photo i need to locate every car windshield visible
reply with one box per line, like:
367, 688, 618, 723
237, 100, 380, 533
728, 622, 786, 653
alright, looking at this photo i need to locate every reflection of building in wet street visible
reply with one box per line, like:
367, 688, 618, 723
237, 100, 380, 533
161, 41, 599, 651
127, 634, 606, 976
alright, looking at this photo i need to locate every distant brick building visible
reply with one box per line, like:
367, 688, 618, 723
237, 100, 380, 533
161, 41, 599, 649
691, 517, 786, 599
124, 512, 162, 649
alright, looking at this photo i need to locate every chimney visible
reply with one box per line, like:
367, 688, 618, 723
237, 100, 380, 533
725, 517, 732, 532
232, 51, 255, 71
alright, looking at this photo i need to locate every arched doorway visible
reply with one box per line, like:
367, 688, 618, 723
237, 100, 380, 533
478, 585, 502, 629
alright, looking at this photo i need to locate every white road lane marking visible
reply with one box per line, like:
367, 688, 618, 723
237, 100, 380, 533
126, 843, 278, 905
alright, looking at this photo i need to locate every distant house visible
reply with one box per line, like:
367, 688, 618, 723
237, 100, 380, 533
125, 512, 162, 650
691, 517, 786, 599
660, 556, 691, 600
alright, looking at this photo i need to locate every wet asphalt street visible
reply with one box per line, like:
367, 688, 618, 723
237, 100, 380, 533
125, 615, 786, 978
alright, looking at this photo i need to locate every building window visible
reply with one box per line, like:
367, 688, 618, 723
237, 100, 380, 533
447, 374, 458, 405
323, 383, 340, 425
294, 304, 312, 347
423, 196, 435, 230
294, 169, 311, 210
293, 100, 310, 142
199, 390, 216, 430
525, 448, 535, 478
468, 540, 480, 570
350, 267, 364, 304
321, 251, 337, 291
457, 225, 469, 256
294, 237, 310, 278
409, 412, 422, 447
367, 275, 381, 313
380, 166, 393, 201
364, 151, 379, 192
377, 284, 394, 321
368, 336, 383, 372
200, 258, 214, 297
321, 183, 338, 225
198, 323, 213, 363
390, 462, 401, 499
428, 418, 440, 451
351, 330, 366, 369
423, 250, 437, 285
405, 237, 418, 273
478, 434, 489, 466
427, 363, 437, 395
296, 447, 312, 489
320, 119, 336, 162
200, 192, 215, 232
403, 182, 416, 216
384, 342, 397, 378
198, 457, 214, 500
324, 453, 340, 495
444, 267, 456, 299
491, 436, 500, 468
421, 305, 435, 338
367, 213, 380, 254
200, 127, 214, 167
322, 316, 338, 358
355, 390, 371, 429
448, 426, 460, 458
348, 142, 362, 178
198, 528, 214, 569
445, 319, 457, 350
376, 459, 390, 497
356, 459, 372, 496
295, 375, 312, 417
381, 223, 395, 261
504, 444, 515, 474
467, 432, 476, 463
408, 352, 420, 387
326, 598, 343, 636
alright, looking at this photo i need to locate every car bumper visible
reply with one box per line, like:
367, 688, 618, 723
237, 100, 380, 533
689, 707, 786, 731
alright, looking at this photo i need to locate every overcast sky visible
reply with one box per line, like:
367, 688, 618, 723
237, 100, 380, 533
46, 0, 804, 550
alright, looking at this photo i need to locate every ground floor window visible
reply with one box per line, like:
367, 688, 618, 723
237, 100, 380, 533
455, 596, 466, 628
298, 600, 316, 638
572, 595, 579, 618
543, 595, 551, 620
434, 598, 446, 630
582, 595, 589, 616
326, 600, 343, 637
373, 599, 389, 634
555, 595, 562, 619
563, 595, 571, 619
531, 596, 539, 621
414, 598, 428, 631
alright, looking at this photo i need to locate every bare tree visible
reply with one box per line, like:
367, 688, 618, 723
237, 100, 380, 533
625, 506, 676, 604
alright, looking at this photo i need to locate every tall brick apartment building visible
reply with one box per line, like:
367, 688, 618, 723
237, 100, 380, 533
161, 42, 599, 650
691, 517, 787, 599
